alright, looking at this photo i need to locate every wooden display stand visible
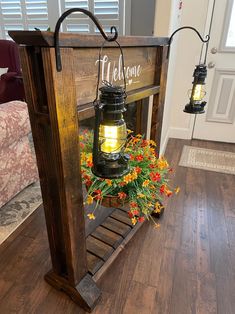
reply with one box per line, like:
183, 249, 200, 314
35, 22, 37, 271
10, 30, 169, 312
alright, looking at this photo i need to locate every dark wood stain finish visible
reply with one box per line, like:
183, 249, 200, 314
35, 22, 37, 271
10, 31, 169, 311
1, 139, 235, 313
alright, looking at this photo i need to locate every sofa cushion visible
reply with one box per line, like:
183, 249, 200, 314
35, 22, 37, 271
0, 101, 31, 149
0, 135, 38, 207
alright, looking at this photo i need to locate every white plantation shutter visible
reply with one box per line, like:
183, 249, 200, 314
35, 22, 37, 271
0, 0, 51, 39
61, 0, 90, 33
0, 0, 23, 38
24, 0, 49, 30
0, 0, 125, 39
61, 0, 124, 35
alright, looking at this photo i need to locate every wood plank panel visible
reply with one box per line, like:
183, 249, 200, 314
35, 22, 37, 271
73, 47, 158, 105
86, 236, 114, 261
110, 209, 133, 227
87, 252, 104, 276
91, 226, 123, 249
9, 31, 169, 48
101, 217, 131, 237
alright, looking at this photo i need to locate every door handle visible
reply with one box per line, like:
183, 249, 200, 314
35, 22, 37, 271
211, 47, 217, 54
208, 61, 215, 69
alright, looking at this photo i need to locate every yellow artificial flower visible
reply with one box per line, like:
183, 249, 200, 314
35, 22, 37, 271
175, 187, 180, 194
154, 223, 161, 229
157, 157, 169, 170
131, 217, 138, 225
86, 195, 93, 205
127, 129, 133, 134
154, 201, 164, 213
131, 170, 138, 180
87, 213, 96, 220
105, 179, 112, 186
149, 140, 157, 147
137, 193, 145, 198
81, 152, 87, 163
136, 134, 142, 138
142, 180, 150, 187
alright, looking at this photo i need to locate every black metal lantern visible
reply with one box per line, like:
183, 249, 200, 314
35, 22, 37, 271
92, 82, 129, 178
184, 64, 207, 114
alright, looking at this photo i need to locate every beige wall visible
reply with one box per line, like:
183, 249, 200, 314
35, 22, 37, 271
154, 0, 182, 154
155, 0, 210, 153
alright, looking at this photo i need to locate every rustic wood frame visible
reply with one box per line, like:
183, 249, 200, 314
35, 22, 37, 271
9, 31, 169, 312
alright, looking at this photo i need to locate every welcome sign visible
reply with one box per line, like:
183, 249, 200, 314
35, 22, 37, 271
73, 47, 158, 106
96, 54, 142, 87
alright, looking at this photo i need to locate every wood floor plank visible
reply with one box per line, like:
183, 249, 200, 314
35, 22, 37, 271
122, 280, 157, 314
1, 139, 235, 313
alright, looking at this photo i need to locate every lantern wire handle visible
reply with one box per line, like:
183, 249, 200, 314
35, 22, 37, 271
94, 39, 127, 103
54, 8, 118, 71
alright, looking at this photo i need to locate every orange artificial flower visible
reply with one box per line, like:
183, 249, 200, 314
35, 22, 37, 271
135, 166, 142, 174
132, 209, 140, 216
142, 180, 150, 187
130, 201, 138, 208
160, 184, 166, 194
136, 154, 144, 162
118, 192, 127, 200
150, 172, 161, 182
105, 179, 112, 186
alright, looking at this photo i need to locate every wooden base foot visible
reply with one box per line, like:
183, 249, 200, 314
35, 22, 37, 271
45, 271, 101, 312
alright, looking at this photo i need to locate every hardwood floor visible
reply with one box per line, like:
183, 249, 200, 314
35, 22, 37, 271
1, 138, 235, 314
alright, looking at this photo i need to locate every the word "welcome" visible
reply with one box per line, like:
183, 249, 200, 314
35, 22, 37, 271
95, 54, 142, 86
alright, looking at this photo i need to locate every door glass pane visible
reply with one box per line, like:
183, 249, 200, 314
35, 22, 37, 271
226, 0, 235, 47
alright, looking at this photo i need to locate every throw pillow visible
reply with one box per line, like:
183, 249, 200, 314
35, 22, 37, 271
0, 67, 8, 78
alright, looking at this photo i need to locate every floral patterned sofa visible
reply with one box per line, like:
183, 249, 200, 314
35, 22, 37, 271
0, 100, 38, 207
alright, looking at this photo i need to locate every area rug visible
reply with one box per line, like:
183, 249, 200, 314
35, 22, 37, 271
179, 145, 235, 175
0, 181, 42, 245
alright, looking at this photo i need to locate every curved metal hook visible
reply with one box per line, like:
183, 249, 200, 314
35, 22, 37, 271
54, 8, 118, 71
167, 26, 210, 59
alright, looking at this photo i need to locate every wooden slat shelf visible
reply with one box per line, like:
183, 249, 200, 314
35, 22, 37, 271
91, 226, 123, 249
86, 207, 139, 278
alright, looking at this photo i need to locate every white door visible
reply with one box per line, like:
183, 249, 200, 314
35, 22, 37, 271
193, 0, 235, 142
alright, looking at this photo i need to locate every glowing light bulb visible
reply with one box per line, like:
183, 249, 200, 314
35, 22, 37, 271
192, 84, 205, 101
99, 124, 127, 153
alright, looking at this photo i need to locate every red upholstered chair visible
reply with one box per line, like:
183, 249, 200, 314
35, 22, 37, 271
0, 40, 25, 104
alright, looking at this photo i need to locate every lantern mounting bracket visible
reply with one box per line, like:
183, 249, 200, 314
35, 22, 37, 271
54, 8, 118, 71
167, 26, 210, 59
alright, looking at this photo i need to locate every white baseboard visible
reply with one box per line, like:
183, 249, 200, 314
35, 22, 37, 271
168, 127, 192, 140
160, 129, 170, 156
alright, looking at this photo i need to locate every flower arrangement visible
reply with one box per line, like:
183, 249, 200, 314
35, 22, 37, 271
80, 129, 179, 226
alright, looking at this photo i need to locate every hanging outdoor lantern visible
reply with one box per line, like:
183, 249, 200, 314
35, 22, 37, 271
167, 26, 211, 115
92, 82, 129, 179
184, 63, 207, 114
